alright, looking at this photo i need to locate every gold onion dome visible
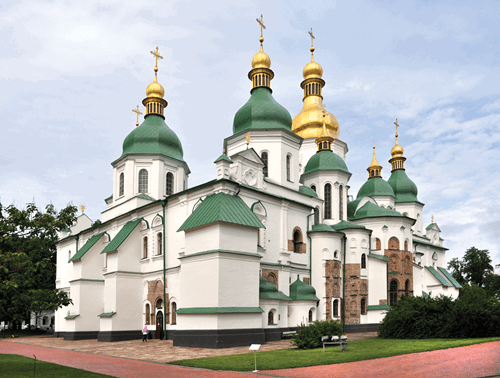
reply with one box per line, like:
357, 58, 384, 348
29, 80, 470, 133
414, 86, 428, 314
292, 29, 339, 140
391, 139, 404, 158
252, 45, 271, 69
146, 78, 165, 99
367, 145, 382, 177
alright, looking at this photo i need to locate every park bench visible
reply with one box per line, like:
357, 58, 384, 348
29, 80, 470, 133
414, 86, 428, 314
322, 335, 347, 352
282, 331, 297, 338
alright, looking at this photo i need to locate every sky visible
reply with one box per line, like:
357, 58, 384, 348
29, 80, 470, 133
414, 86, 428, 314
1, 0, 499, 269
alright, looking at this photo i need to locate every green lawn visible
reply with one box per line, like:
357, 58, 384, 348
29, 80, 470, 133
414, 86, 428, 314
170, 337, 500, 372
1, 329, 50, 338
0, 355, 115, 378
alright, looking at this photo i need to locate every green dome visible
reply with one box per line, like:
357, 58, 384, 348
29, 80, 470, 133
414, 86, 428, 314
351, 201, 402, 220
301, 150, 350, 179
233, 87, 292, 134
259, 277, 290, 300
331, 220, 366, 231
299, 185, 318, 198
310, 224, 334, 232
122, 114, 184, 161
289, 278, 319, 301
387, 169, 418, 203
357, 177, 395, 199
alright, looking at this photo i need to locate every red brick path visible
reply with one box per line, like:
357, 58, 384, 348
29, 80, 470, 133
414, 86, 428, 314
1, 340, 499, 378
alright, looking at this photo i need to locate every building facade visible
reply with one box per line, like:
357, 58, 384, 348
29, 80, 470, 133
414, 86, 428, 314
54, 28, 461, 347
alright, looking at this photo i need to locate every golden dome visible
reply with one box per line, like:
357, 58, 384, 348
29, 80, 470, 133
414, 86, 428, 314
292, 96, 339, 139
391, 139, 404, 158
303, 59, 323, 79
252, 46, 271, 69
146, 78, 165, 99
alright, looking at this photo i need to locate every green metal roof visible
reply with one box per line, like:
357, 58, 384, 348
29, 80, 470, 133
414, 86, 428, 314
69, 232, 105, 262
121, 114, 186, 163
301, 150, 350, 178
64, 314, 79, 319
101, 219, 143, 254
366, 304, 391, 311
259, 277, 290, 300
357, 176, 395, 199
350, 201, 402, 221
177, 193, 265, 232
214, 153, 233, 163
331, 220, 367, 231
309, 224, 334, 232
98, 312, 116, 317
387, 169, 418, 203
368, 253, 389, 262
426, 222, 441, 232
137, 193, 155, 201
422, 291, 430, 299
299, 185, 318, 198
289, 278, 319, 301
413, 238, 448, 250
176, 307, 264, 314
233, 87, 292, 134
438, 267, 463, 289
425, 266, 453, 287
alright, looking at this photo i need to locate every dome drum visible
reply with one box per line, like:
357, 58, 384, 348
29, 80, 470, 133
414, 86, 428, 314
300, 77, 325, 99
142, 97, 167, 118
248, 67, 274, 90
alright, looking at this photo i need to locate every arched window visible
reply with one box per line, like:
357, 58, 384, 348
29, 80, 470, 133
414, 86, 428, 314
268, 310, 274, 325
293, 229, 303, 253
324, 183, 332, 219
171, 302, 177, 325
261, 152, 268, 178
314, 207, 320, 224
143, 237, 148, 259
119, 172, 124, 197
166, 172, 173, 196
308, 309, 313, 322
388, 236, 400, 250
339, 185, 344, 220
361, 253, 366, 269
405, 279, 410, 297
157, 233, 163, 256
267, 272, 277, 286
404, 240, 408, 251
390, 280, 398, 306
310, 184, 316, 192
156, 298, 163, 310
138, 169, 148, 193
375, 238, 381, 250
333, 299, 339, 317
360, 298, 366, 315
145, 303, 150, 325
286, 155, 291, 181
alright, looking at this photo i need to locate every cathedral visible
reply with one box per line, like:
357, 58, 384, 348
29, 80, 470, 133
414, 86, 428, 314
54, 20, 461, 348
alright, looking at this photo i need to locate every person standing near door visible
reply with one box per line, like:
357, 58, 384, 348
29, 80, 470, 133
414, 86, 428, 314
142, 325, 148, 342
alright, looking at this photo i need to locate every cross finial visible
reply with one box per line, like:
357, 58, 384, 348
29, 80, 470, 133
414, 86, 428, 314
132, 105, 143, 127
246, 134, 251, 149
80, 205, 85, 213
150, 46, 163, 81
432, 215, 434, 223
308, 28, 315, 57
394, 118, 399, 139
256, 14, 266, 46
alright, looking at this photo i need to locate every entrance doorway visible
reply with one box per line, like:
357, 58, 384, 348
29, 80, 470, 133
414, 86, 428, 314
156, 311, 163, 339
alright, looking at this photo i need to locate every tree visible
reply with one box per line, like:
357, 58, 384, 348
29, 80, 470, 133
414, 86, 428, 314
0, 202, 77, 328
447, 247, 494, 288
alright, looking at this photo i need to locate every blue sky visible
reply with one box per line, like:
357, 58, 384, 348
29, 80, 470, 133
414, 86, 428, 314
1, 0, 499, 268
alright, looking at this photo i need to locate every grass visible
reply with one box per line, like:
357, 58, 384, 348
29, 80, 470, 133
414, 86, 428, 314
170, 337, 500, 372
0, 354, 115, 378
1, 329, 50, 338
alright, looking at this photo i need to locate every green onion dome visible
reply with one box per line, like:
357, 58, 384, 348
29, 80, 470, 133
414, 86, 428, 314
233, 87, 292, 134
259, 277, 290, 300
122, 114, 184, 161
299, 185, 318, 197
357, 176, 395, 199
301, 150, 350, 178
289, 278, 319, 301
350, 201, 402, 220
387, 169, 418, 203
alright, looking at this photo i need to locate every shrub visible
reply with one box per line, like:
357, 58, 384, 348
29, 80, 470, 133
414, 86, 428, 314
378, 286, 500, 339
293, 320, 342, 349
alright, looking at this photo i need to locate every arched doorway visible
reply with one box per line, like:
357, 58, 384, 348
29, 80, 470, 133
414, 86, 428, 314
156, 311, 163, 339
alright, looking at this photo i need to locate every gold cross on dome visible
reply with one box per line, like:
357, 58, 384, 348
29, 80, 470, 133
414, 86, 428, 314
256, 14, 266, 44
81, 205, 85, 213
308, 28, 315, 48
150, 46, 163, 79
394, 118, 399, 138
246, 134, 251, 149
432, 215, 434, 223
132, 105, 143, 127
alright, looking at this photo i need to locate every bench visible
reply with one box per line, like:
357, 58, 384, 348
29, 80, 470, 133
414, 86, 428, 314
282, 331, 297, 338
322, 335, 347, 352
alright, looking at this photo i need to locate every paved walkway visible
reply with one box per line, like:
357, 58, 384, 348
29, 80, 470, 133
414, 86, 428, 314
1, 336, 499, 378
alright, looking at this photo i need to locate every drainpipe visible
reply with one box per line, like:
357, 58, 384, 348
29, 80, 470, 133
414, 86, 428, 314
75, 235, 79, 254
307, 213, 314, 280
342, 234, 346, 334
161, 199, 167, 340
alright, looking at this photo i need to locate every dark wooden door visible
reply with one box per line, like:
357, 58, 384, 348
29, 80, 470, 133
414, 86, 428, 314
156, 311, 163, 339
